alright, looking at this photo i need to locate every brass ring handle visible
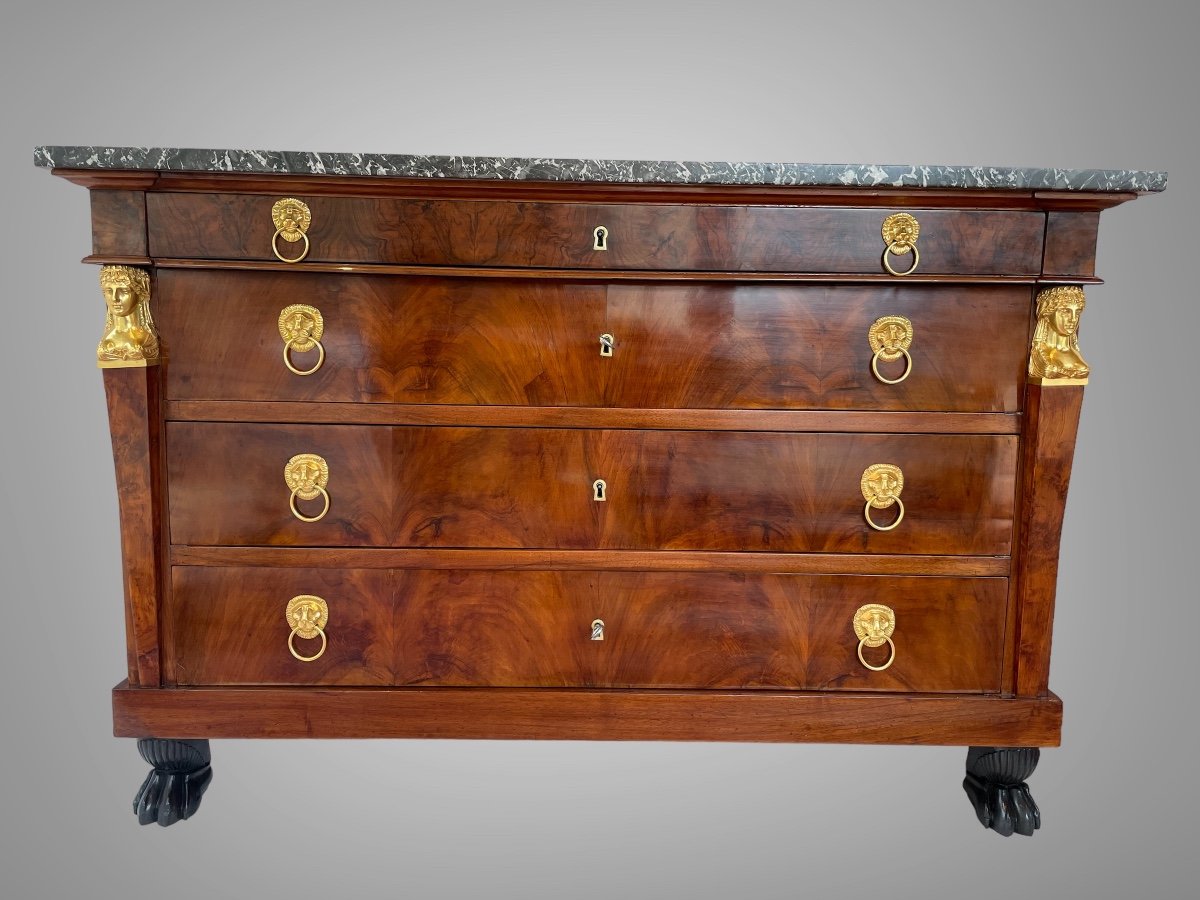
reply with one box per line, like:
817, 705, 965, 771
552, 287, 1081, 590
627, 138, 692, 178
286, 594, 329, 662
270, 198, 312, 264
284, 453, 330, 523
853, 603, 896, 672
272, 228, 310, 263
289, 485, 330, 523
871, 346, 913, 384
861, 463, 905, 532
882, 242, 919, 276
283, 337, 325, 375
863, 497, 905, 531
881, 213, 920, 277
288, 626, 327, 662
857, 636, 896, 672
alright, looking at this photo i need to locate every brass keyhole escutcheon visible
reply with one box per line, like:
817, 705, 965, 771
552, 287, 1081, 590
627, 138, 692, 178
278, 304, 326, 375
868, 315, 914, 384
286, 595, 329, 662
852, 603, 896, 671
599, 333, 614, 357
861, 463, 905, 532
593, 225, 609, 251
271, 198, 312, 263
881, 212, 920, 276
593, 479, 607, 502
591, 619, 605, 641
284, 453, 331, 523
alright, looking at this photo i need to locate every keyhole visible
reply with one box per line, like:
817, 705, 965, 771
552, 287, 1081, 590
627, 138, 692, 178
591, 619, 605, 641
593, 479, 607, 502
599, 333, 614, 357
593, 225, 608, 251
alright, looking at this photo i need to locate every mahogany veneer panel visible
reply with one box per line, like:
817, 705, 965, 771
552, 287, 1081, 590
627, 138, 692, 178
168, 423, 1017, 554
90, 190, 147, 259
158, 270, 607, 406
170, 567, 393, 685
605, 283, 1031, 412
167, 567, 1004, 692
147, 193, 1045, 274
391, 570, 1005, 692
159, 270, 1031, 413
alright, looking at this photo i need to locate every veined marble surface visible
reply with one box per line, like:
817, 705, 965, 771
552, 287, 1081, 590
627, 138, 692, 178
33, 146, 1167, 192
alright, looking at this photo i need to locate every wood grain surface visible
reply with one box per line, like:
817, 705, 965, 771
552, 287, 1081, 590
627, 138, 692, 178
170, 567, 394, 685
167, 567, 1004, 692
157, 271, 1031, 412
147, 193, 1045, 274
167, 424, 1017, 554
112, 682, 1063, 745
1013, 385, 1085, 696
104, 367, 164, 686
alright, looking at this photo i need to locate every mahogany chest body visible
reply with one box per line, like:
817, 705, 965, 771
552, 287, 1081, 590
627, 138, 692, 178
38, 148, 1164, 833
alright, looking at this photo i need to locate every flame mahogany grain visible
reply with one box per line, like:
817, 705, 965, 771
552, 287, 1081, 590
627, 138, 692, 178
156, 270, 1031, 413
167, 567, 1004, 691
166, 423, 1017, 555
146, 193, 1045, 275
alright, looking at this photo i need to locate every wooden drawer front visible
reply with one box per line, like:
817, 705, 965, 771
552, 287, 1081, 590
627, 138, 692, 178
158, 269, 607, 405
170, 567, 394, 685
168, 424, 1016, 555
147, 193, 1044, 274
605, 283, 1031, 412
159, 271, 1029, 413
169, 568, 1004, 692
394, 571, 1005, 692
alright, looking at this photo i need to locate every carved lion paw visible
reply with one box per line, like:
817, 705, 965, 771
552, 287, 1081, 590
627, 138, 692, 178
132, 738, 213, 826
133, 766, 213, 826
963, 773, 1041, 836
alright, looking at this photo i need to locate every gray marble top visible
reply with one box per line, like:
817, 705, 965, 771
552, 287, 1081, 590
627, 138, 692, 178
33, 146, 1167, 193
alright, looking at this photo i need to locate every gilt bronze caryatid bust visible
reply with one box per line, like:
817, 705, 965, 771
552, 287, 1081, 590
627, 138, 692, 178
97, 265, 159, 367
1028, 286, 1089, 384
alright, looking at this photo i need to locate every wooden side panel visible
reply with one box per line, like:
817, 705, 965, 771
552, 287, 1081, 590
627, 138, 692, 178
1042, 211, 1099, 278
104, 367, 163, 686
147, 193, 1045, 274
112, 683, 1064, 745
170, 567, 394, 685
90, 190, 147, 259
1014, 385, 1084, 696
607, 283, 1031, 412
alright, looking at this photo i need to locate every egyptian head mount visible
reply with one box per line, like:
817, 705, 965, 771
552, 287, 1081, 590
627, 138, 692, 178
1029, 286, 1089, 385
97, 265, 159, 368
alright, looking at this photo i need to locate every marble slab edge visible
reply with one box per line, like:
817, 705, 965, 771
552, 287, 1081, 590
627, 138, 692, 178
33, 146, 1167, 193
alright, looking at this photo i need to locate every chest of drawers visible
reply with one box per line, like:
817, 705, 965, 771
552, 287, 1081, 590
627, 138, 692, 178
36, 147, 1165, 835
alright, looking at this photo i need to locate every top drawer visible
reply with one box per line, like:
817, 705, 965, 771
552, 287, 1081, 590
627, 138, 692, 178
146, 193, 1045, 275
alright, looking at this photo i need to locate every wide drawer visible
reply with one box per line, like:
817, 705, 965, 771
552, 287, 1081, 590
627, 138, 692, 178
157, 270, 1031, 413
147, 193, 1044, 274
169, 567, 1006, 692
167, 424, 1017, 554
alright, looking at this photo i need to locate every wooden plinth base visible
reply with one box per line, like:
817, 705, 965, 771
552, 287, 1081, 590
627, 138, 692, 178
114, 682, 1061, 746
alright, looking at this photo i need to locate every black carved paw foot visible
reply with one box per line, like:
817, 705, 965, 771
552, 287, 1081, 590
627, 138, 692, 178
133, 739, 213, 826
963, 747, 1041, 837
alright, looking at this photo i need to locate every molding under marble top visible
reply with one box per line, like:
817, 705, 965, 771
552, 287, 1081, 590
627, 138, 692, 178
33, 146, 1166, 193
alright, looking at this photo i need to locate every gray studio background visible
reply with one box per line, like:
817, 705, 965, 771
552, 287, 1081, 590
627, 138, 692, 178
1, 0, 1195, 896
